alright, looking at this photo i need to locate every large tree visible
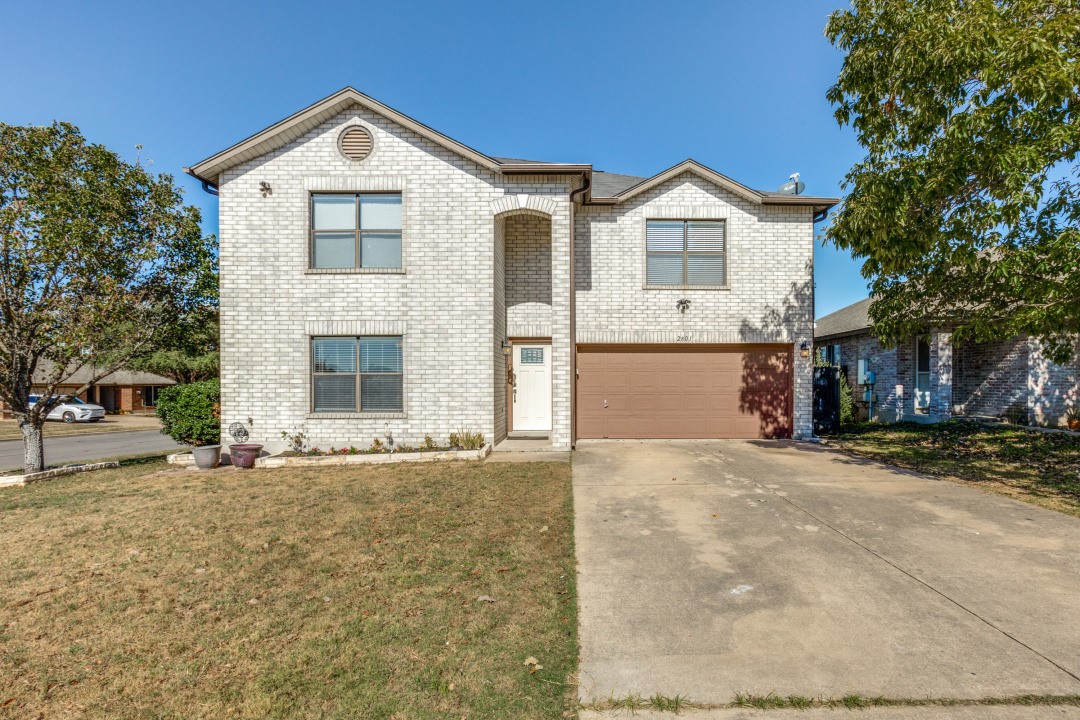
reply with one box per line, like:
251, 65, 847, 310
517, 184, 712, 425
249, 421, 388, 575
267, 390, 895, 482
824, 0, 1080, 361
128, 305, 219, 384
0, 122, 215, 471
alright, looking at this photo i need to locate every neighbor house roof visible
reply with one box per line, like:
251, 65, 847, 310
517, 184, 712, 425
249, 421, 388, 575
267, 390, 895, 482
815, 297, 873, 340
186, 87, 840, 214
32, 361, 175, 387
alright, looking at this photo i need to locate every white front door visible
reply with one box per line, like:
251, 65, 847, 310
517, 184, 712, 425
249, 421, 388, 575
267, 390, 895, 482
512, 344, 552, 432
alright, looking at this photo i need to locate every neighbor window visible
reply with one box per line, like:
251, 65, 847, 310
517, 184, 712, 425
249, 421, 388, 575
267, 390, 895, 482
818, 343, 841, 366
142, 386, 162, 407
312, 336, 403, 412
311, 193, 402, 269
646, 220, 726, 287
914, 336, 931, 413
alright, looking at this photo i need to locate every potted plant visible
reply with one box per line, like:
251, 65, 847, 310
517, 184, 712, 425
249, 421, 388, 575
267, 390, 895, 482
228, 420, 262, 469
155, 379, 222, 470
1066, 406, 1080, 431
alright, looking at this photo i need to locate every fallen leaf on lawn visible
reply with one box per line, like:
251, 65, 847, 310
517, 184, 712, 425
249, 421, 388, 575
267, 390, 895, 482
523, 656, 538, 666
470, 567, 482, 575
476, 595, 496, 603
539, 525, 548, 533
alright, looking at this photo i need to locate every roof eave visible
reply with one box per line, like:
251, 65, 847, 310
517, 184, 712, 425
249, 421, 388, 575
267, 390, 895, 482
186, 87, 503, 185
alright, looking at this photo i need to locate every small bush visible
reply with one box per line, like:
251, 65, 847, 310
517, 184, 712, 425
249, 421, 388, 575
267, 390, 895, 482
155, 379, 220, 447
451, 429, 485, 451
838, 371, 855, 424
280, 425, 309, 453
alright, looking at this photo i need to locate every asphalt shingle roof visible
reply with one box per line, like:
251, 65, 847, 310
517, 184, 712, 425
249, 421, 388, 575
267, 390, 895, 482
815, 297, 873, 340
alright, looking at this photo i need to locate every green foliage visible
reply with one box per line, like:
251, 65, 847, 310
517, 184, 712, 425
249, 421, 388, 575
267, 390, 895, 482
839, 371, 856, 424
155, 379, 220, 447
128, 306, 219, 383
0, 121, 216, 469
450, 429, 485, 450
824, 2, 1080, 362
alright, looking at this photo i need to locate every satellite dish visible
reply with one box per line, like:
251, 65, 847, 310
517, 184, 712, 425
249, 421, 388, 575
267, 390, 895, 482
777, 171, 805, 195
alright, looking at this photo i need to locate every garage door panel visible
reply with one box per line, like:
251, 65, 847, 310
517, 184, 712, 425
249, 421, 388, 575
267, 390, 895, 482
576, 345, 792, 440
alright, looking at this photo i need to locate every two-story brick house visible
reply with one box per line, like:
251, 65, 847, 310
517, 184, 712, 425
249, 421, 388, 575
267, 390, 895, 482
186, 88, 837, 452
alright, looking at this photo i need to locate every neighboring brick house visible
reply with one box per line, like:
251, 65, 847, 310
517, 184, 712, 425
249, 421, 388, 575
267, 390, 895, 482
185, 87, 837, 452
815, 297, 1080, 426
2, 365, 175, 416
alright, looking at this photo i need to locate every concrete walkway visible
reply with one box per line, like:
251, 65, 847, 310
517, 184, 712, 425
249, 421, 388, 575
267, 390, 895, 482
574, 440, 1080, 708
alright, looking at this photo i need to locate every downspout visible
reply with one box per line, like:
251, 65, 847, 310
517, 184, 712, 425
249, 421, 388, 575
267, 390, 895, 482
568, 173, 591, 449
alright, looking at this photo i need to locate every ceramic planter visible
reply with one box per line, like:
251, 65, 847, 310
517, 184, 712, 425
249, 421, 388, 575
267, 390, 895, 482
229, 443, 263, 469
192, 444, 222, 470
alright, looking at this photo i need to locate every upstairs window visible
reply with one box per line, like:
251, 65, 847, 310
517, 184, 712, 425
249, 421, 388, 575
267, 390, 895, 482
311, 193, 402, 269
646, 220, 726, 287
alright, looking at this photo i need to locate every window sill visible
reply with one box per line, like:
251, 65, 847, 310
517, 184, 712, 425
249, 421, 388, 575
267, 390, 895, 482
305, 268, 406, 275
643, 285, 731, 291
307, 412, 407, 419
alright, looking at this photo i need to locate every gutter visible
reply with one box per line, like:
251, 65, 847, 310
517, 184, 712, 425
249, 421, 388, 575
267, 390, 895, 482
184, 167, 219, 196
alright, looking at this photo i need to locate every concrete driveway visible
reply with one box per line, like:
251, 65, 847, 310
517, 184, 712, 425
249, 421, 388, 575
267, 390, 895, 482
574, 440, 1080, 705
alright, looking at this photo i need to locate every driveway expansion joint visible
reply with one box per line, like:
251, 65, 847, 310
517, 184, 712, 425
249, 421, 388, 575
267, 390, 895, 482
708, 446, 1080, 687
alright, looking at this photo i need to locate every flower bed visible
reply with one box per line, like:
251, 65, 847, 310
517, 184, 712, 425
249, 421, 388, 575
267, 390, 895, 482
256, 444, 491, 468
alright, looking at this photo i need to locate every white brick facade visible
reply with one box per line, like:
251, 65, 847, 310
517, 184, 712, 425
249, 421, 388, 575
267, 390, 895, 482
576, 173, 816, 437
210, 94, 824, 450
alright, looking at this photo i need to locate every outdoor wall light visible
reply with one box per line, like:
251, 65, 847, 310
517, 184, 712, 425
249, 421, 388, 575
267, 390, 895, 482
676, 299, 691, 313
259, 181, 272, 197
501, 338, 512, 355
800, 341, 811, 359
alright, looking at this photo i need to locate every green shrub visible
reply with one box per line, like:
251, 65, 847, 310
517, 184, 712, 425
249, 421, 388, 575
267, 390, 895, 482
155, 379, 220, 447
839, 371, 855, 424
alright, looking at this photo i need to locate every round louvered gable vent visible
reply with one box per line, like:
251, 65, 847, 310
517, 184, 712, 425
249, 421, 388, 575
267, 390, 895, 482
339, 126, 373, 161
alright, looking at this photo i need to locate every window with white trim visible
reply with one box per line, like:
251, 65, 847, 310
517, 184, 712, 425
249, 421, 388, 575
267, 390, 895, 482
312, 336, 403, 412
646, 220, 726, 287
311, 193, 402, 269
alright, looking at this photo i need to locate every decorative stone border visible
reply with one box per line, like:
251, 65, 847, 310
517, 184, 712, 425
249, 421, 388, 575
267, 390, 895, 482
255, 444, 491, 468
166, 452, 197, 467
0, 461, 120, 488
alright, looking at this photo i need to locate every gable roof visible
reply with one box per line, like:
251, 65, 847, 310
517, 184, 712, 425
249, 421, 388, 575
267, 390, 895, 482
185, 88, 839, 215
815, 297, 873, 340
186, 87, 506, 185
588, 159, 839, 213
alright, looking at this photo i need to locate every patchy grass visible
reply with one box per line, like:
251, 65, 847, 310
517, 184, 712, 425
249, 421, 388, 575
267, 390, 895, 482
828, 420, 1080, 517
0, 458, 577, 719
588, 693, 1080, 713
0, 417, 160, 442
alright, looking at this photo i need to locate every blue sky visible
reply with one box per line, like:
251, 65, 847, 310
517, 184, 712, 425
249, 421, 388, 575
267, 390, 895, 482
1, 0, 868, 316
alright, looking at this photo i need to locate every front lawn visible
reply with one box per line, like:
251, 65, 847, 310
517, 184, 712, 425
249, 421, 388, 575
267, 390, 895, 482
828, 420, 1080, 517
0, 458, 577, 719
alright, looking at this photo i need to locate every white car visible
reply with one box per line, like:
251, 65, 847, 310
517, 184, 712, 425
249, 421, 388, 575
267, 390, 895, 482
28, 394, 106, 423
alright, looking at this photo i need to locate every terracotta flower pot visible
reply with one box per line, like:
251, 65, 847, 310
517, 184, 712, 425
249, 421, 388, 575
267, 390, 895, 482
229, 443, 263, 469
192, 444, 222, 470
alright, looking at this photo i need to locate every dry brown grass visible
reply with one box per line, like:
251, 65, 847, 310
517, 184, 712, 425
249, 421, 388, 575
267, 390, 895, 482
830, 420, 1080, 518
0, 457, 577, 719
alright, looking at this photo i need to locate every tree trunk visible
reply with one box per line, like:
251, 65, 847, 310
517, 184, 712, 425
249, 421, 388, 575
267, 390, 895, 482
21, 420, 44, 473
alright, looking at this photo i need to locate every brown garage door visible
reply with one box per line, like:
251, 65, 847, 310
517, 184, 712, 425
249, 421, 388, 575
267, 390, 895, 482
576, 345, 792, 439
